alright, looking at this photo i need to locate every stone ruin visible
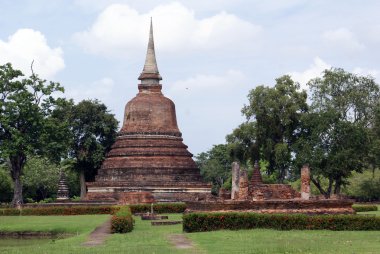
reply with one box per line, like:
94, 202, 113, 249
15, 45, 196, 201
86, 20, 212, 203
187, 162, 354, 214
57, 171, 69, 201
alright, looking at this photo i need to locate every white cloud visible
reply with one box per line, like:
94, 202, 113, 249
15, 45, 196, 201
0, 29, 64, 78
288, 57, 331, 90
353, 67, 379, 79
74, 2, 261, 57
66, 77, 115, 102
168, 69, 246, 95
322, 28, 364, 51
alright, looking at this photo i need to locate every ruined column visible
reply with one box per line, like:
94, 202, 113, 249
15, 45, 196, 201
238, 169, 249, 200
57, 171, 69, 201
301, 164, 310, 200
251, 161, 263, 186
231, 162, 240, 200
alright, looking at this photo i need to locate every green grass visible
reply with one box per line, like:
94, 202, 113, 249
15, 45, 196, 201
357, 205, 380, 216
1, 209, 380, 254
0, 214, 196, 254
0, 215, 110, 233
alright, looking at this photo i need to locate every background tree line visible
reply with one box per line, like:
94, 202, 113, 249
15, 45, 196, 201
197, 68, 380, 200
0, 63, 118, 206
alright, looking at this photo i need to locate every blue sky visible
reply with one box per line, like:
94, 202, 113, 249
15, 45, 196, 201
1, 0, 380, 155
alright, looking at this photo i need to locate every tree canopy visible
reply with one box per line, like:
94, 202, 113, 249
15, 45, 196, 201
0, 63, 66, 205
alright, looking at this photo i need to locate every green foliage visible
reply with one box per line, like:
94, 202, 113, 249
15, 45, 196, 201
352, 205, 378, 212
54, 99, 118, 198
129, 203, 186, 214
0, 164, 13, 202
294, 68, 380, 197
0, 206, 117, 216
227, 75, 308, 182
343, 170, 380, 201
111, 206, 134, 233
0, 63, 67, 205
195, 144, 234, 194
183, 212, 380, 232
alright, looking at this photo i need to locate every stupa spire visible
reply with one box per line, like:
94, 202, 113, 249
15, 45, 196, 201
139, 18, 162, 83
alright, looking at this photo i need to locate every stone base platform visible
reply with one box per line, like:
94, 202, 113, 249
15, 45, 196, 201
186, 199, 355, 215
86, 183, 212, 203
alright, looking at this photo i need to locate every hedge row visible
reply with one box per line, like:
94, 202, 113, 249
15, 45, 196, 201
352, 205, 378, 212
182, 212, 380, 232
111, 206, 134, 233
0, 206, 118, 216
129, 203, 186, 214
0, 203, 187, 216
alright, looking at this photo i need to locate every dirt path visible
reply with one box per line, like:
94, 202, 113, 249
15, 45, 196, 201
82, 218, 111, 247
168, 234, 201, 253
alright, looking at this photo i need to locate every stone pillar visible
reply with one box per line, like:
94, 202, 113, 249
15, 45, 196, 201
57, 171, 69, 200
231, 162, 240, 200
301, 164, 310, 200
238, 169, 249, 200
251, 160, 263, 186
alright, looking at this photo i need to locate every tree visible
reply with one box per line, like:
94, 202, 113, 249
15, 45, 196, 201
0, 63, 65, 206
195, 144, 233, 194
62, 100, 118, 199
228, 75, 308, 182
294, 68, 380, 197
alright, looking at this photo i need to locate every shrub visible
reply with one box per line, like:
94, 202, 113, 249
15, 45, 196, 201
0, 206, 118, 216
111, 206, 134, 233
352, 205, 378, 212
129, 203, 186, 214
182, 212, 380, 232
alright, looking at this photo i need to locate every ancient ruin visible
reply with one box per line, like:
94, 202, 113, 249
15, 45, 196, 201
186, 162, 354, 214
86, 20, 211, 203
56, 171, 69, 201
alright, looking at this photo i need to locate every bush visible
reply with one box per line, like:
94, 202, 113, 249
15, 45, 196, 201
129, 203, 186, 214
0, 206, 118, 216
352, 205, 378, 212
111, 206, 134, 233
182, 212, 380, 232
343, 170, 380, 201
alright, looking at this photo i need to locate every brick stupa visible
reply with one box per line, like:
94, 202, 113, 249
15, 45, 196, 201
86, 20, 211, 203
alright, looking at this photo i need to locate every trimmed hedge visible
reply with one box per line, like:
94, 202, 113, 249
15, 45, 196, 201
0, 206, 118, 216
129, 203, 186, 214
0, 203, 187, 216
183, 212, 380, 232
352, 205, 378, 212
111, 206, 134, 233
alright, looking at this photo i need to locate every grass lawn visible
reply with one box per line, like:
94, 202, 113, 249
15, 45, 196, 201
0, 206, 379, 254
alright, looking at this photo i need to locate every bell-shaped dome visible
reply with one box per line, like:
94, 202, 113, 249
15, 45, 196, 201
120, 90, 181, 136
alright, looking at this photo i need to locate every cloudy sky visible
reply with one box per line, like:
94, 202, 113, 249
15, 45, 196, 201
1, 0, 380, 155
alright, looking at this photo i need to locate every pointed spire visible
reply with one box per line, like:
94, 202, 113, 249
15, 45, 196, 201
139, 18, 162, 83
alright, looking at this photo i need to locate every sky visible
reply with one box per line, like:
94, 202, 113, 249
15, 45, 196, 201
1, 0, 380, 155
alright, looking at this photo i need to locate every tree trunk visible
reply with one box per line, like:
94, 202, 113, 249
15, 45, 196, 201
334, 177, 341, 195
311, 177, 327, 197
9, 154, 26, 207
79, 169, 87, 200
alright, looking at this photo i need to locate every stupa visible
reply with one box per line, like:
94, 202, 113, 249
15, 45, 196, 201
86, 20, 211, 203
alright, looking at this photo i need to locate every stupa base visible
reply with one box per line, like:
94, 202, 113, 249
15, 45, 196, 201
86, 183, 212, 203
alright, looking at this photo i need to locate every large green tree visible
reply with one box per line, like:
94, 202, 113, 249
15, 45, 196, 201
195, 144, 233, 194
294, 68, 380, 197
0, 63, 65, 206
228, 75, 308, 182
59, 100, 118, 199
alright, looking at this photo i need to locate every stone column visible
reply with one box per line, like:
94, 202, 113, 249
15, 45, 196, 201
231, 162, 240, 200
238, 169, 249, 200
251, 161, 263, 186
301, 164, 310, 200
57, 171, 69, 200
